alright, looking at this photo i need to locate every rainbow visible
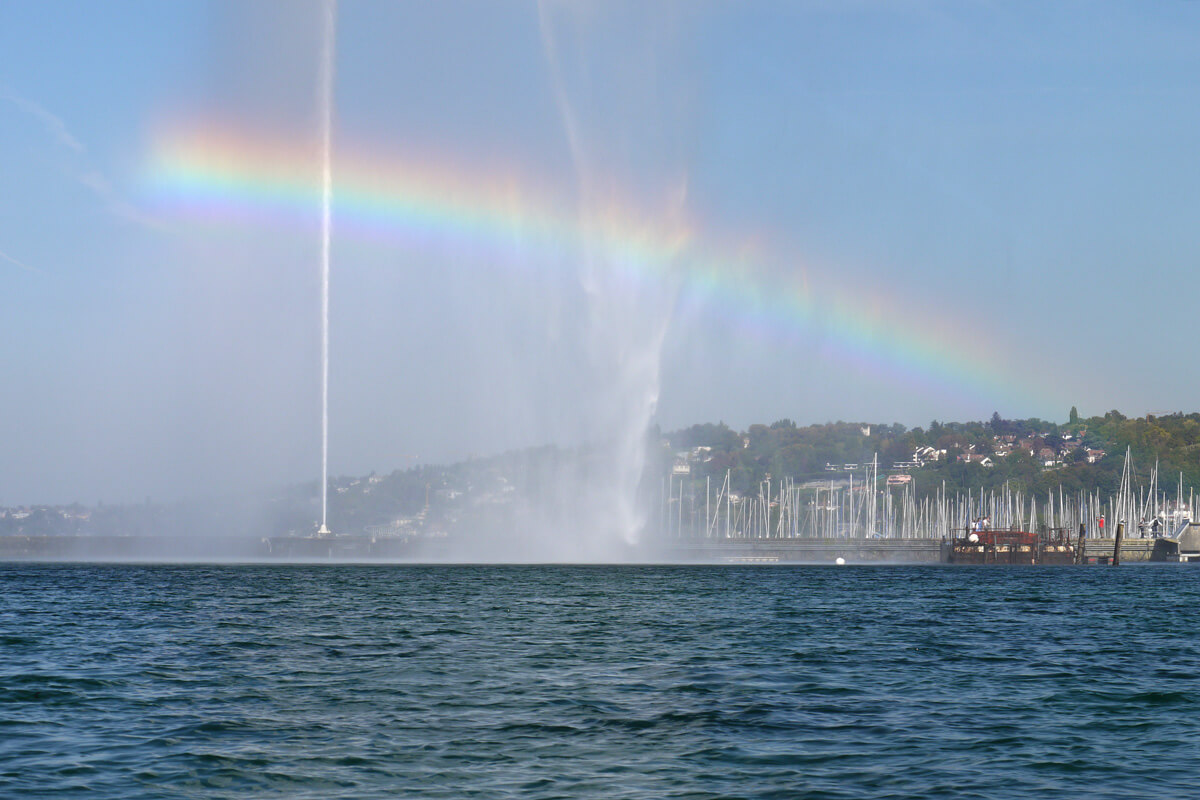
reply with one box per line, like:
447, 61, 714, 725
143, 122, 1046, 415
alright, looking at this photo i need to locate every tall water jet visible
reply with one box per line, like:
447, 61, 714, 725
317, 0, 336, 536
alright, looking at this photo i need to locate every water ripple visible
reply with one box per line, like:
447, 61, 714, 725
2, 563, 1199, 798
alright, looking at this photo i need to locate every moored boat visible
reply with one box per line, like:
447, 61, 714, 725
946, 528, 1076, 565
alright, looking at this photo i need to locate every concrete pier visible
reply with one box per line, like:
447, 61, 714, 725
668, 538, 944, 563
1081, 537, 1157, 563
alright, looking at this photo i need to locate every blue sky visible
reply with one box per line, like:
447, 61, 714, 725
2, 1, 1199, 505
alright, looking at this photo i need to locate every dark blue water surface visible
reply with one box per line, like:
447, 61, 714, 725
2, 563, 1199, 799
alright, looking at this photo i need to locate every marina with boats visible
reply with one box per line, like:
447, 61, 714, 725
657, 446, 1199, 564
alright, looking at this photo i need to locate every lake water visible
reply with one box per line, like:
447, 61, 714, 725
2, 562, 1198, 798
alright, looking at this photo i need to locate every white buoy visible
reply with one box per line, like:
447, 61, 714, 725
835, 557, 846, 566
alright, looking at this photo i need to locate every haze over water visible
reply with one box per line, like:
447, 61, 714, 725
4, 562, 1199, 799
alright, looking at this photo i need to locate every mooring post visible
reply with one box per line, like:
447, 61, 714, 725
1112, 520, 1125, 566
1076, 522, 1086, 565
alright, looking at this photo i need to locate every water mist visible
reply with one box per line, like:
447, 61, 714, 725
516, 2, 692, 559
